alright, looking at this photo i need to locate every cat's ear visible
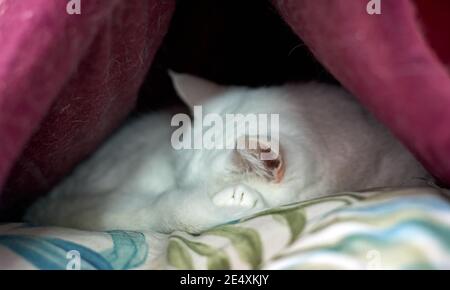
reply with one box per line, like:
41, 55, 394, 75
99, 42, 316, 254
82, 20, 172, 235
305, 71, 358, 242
233, 136, 285, 183
169, 71, 225, 107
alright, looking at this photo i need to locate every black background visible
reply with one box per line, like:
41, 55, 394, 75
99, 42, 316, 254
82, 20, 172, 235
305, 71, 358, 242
135, 0, 338, 113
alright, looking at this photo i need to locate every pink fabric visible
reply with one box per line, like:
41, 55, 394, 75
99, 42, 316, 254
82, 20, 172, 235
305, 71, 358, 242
0, 0, 174, 210
274, 0, 450, 186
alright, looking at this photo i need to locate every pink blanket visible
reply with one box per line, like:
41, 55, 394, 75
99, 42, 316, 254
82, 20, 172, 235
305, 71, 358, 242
0, 0, 449, 216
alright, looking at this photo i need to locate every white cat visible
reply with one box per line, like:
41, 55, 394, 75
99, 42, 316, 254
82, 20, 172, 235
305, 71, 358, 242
25, 72, 428, 233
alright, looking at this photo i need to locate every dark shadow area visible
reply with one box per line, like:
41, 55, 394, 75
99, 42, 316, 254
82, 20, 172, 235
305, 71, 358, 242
135, 0, 338, 113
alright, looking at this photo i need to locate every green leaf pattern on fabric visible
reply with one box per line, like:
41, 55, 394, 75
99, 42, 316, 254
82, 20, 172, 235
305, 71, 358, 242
274, 208, 306, 245
169, 236, 230, 270
2, 187, 449, 269
167, 239, 194, 269
206, 226, 263, 269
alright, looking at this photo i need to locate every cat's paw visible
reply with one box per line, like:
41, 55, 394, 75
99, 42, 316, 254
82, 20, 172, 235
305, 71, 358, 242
212, 185, 265, 210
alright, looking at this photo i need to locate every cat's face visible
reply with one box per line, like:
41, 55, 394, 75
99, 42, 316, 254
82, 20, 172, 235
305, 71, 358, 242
170, 72, 285, 194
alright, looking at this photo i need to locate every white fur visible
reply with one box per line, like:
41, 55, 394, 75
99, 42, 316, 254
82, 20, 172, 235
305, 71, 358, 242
25, 74, 428, 233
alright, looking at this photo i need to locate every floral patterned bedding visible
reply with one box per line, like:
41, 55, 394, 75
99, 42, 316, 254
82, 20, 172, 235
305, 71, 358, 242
1, 186, 449, 270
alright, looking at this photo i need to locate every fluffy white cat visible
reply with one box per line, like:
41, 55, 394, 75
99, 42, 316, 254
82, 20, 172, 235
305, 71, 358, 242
25, 72, 428, 233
